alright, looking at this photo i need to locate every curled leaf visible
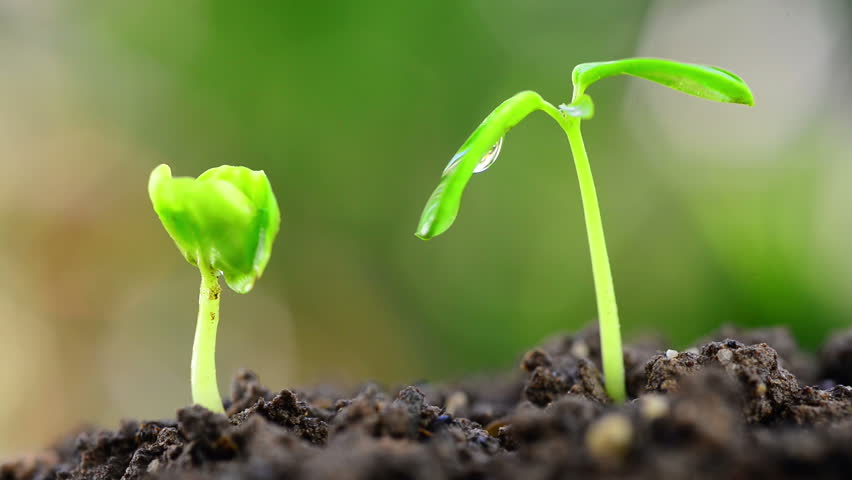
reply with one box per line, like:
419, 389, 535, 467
149, 164, 281, 293
416, 91, 551, 239
572, 58, 754, 106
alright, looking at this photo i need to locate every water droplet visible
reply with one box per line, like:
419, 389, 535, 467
442, 137, 504, 175
474, 137, 503, 173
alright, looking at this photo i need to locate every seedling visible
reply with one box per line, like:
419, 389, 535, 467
415, 58, 753, 402
149, 164, 280, 412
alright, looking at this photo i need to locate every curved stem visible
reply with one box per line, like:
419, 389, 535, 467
192, 264, 225, 412
562, 118, 626, 403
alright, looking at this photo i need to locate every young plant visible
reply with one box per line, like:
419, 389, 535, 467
149, 164, 281, 413
415, 58, 753, 403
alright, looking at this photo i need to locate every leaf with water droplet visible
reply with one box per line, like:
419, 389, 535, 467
442, 136, 504, 176
416, 91, 556, 240
572, 58, 754, 106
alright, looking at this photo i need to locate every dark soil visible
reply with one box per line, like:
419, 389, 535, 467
3, 325, 852, 480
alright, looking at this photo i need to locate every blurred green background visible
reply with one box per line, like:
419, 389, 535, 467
2, 0, 851, 456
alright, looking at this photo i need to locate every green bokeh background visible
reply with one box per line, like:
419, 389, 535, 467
1, 0, 851, 456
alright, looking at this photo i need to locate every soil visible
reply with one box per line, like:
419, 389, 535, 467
3, 325, 851, 480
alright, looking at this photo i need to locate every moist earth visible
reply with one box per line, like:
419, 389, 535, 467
3, 325, 852, 480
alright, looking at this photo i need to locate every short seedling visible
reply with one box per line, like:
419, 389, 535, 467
149, 164, 281, 412
415, 58, 753, 402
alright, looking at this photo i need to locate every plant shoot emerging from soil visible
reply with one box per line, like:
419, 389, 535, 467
415, 58, 753, 402
149, 164, 281, 412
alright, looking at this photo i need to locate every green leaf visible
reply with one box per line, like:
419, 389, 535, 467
149, 164, 281, 293
415, 91, 551, 240
572, 58, 754, 106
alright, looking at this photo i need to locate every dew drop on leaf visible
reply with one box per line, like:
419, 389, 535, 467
442, 137, 504, 175
474, 137, 503, 173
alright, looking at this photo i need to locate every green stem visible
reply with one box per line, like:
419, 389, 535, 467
561, 118, 626, 403
192, 264, 225, 412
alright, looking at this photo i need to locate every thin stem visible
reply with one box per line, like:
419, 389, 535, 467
192, 263, 225, 412
561, 118, 626, 403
